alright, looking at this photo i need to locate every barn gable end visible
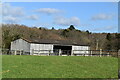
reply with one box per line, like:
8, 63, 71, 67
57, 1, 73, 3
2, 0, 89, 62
11, 39, 30, 53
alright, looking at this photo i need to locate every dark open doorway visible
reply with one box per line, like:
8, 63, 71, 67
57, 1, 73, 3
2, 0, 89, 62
53, 45, 72, 55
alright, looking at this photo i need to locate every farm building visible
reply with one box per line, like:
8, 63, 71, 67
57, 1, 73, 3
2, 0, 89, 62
10, 38, 90, 56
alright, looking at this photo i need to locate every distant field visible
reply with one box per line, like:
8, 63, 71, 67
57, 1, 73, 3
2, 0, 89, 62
2, 55, 118, 78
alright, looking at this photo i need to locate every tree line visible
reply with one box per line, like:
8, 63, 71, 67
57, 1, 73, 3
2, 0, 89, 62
2, 24, 120, 51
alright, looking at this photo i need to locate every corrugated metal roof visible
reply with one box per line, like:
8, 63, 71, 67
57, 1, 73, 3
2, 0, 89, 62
20, 38, 89, 46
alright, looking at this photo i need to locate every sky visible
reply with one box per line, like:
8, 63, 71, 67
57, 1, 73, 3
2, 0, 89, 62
2, 2, 118, 33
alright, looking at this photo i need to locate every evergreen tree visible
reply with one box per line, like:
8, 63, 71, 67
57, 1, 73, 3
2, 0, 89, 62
86, 30, 90, 34
105, 33, 112, 50
68, 25, 75, 30
106, 33, 112, 41
51, 27, 55, 30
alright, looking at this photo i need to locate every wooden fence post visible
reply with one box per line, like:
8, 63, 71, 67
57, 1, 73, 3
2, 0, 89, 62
49, 50, 52, 55
91, 50, 92, 56
107, 52, 109, 56
48, 50, 49, 56
59, 49, 61, 56
38, 50, 40, 56
32, 49, 34, 55
71, 50, 73, 56
22, 50, 24, 55
84, 54, 85, 56
100, 49, 102, 57
15, 50, 17, 55
20, 50, 21, 55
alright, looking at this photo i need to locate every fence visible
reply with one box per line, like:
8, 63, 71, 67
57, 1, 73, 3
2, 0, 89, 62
1, 49, 119, 57
2, 49, 30, 55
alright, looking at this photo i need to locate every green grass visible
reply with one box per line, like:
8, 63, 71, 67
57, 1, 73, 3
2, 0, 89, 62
2, 55, 118, 78
119, 58, 120, 69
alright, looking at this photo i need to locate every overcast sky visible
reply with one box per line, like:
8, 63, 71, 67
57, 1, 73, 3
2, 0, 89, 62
2, 2, 118, 33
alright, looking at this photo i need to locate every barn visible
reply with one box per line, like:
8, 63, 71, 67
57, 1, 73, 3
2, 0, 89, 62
10, 38, 90, 56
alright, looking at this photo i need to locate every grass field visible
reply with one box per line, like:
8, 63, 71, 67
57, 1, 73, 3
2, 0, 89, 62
2, 55, 118, 78
118, 57, 120, 70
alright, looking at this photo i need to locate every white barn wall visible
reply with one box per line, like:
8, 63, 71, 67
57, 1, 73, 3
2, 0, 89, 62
72, 46, 90, 54
11, 39, 90, 55
30, 43, 53, 55
11, 39, 30, 52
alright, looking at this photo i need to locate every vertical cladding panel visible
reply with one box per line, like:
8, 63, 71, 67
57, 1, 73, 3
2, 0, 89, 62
42, 44, 53, 53
39, 44, 42, 50
11, 39, 30, 52
30, 43, 36, 52
35, 44, 39, 53
40, 44, 45, 53
30, 43, 53, 54
72, 45, 89, 54
30, 43, 34, 55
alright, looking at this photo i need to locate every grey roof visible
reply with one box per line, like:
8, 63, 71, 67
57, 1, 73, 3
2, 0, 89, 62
21, 38, 89, 46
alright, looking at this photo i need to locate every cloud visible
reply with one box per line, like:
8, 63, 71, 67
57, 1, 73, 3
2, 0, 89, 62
35, 8, 61, 15
53, 16, 80, 26
91, 13, 113, 20
3, 16, 20, 23
27, 15, 39, 20
104, 26, 116, 30
2, 3, 25, 23
2, 3, 24, 17
93, 26, 116, 31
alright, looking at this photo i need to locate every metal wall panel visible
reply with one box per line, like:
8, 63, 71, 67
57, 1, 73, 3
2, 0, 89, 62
30, 43, 53, 55
11, 39, 90, 55
72, 46, 90, 54
11, 39, 30, 52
